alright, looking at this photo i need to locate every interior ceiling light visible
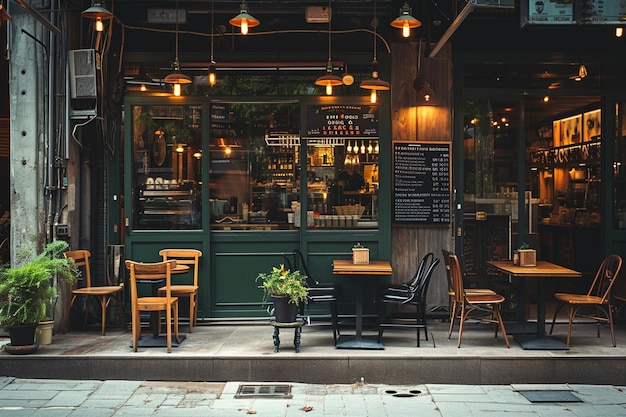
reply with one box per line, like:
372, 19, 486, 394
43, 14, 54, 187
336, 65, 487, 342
418, 82, 435, 103
361, 0, 390, 104
616, 27, 624, 38
229, 1, 259, 35
413, 38, 435, 105
578, 64, 587, 79
315, 1, 342, 95
390, 2, 421, 38
164, 0, 192, 96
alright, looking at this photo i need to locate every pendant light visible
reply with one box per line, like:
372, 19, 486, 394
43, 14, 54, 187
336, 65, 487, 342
315, 0, 342, 95
229, 1, 259, 35
82, 1, 113, 33
164, 0, 192, 96
208, 0, 217, 86
360, 0, 389, 104
390, 2, 421, 38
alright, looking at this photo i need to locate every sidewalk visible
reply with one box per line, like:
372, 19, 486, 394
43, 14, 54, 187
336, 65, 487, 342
1, 377, 625, 416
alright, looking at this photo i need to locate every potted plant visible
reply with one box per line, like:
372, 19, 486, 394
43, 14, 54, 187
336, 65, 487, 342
0, 240, 78, 352
256, 264, 309, 323
517, 242, 537, 267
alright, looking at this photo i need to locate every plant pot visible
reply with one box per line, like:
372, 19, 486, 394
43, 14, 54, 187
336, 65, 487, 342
352, 248, 370, 265
36, 320, 54, 345
7, 323, 38, 346
271, 295, 298, 323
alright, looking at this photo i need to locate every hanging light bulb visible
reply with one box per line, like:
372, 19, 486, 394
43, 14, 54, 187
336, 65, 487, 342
374, 142, 379, 153
229, 1, 259, 35
315, 1, 343, 95
140, 84, 147, 92
390, 2, 421, 38
164, 0, 192, 94
208, 0, 218, 86
368, 142, 373, 153
95, 17, 104, 32
361, 2, 390, 102
360, 142, 366, 154
208, 62, 217, 86
346, 141, 352, 153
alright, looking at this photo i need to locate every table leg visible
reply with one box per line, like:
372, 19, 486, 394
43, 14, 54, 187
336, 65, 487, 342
335, 276, 384, 350
514, 277, 569, 350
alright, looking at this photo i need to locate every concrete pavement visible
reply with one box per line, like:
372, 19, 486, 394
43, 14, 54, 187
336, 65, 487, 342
1, 377, 626, 416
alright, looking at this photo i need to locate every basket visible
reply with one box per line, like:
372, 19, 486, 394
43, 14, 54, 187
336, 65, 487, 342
335, 205, 366, 218
352, 248, 370, 265
518, 249, 536, 267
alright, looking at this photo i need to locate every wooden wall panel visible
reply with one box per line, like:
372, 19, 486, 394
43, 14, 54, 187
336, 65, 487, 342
390, 42, 454, 310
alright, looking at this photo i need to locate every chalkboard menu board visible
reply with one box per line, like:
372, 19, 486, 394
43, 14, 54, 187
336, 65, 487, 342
393, 141, 451, 224
305, 104, 378, 138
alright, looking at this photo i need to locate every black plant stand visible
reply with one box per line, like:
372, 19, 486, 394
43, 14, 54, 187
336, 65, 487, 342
271, 320, 305, 352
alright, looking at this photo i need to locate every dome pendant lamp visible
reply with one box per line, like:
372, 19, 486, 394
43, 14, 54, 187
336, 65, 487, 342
82, 1, 113, 33
315, 0, 343, 95
360, 0, 389, 103
391, 2, 421, 38
229, 1, 260, 35
163, 0, 192, 96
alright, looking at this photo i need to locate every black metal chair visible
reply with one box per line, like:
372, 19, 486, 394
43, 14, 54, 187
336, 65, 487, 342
282, 249, 341, 345
376, 253, 440, 347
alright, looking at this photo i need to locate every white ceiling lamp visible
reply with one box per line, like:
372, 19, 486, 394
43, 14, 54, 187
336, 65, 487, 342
229, 1, 260, 35
390, 2, 421, 38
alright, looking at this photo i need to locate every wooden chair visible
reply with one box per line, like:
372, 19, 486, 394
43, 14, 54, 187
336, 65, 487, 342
448, 253, 510, 348
377, 253, 440, 347
64, 249, 124, 336
548, 254, 623, 347
157, 249, 202, 332
442, 249, 495, 332
126, 259, 180, 353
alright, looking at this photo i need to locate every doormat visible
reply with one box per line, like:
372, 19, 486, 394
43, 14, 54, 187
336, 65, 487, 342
518, 390, 582, 403
235, 384, 292, 399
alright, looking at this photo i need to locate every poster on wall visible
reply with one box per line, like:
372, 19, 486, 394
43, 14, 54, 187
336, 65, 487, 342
393, 141, 451, 225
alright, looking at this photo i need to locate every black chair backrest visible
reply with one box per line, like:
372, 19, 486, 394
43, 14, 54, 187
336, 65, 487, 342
406, 252, 434, 289
292, 249, 319, 287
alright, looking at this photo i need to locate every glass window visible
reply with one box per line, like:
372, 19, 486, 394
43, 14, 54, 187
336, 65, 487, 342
130, 104, 202, 230
614, 101, 626, 229
209, 102, 301, 231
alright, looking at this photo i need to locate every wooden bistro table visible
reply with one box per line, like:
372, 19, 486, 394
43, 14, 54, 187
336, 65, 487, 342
332, 259, 393, 350
137, 263, 189, 348
486, 260, 581, 350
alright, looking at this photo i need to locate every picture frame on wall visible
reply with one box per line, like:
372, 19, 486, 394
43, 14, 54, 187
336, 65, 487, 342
583, 109, 601, 141
560, 114, 582, 145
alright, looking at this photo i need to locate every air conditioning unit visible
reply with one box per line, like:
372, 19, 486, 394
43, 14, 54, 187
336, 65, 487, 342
69, 49, 98, 99
69, 49, 98, 118
306, 6, 331, 23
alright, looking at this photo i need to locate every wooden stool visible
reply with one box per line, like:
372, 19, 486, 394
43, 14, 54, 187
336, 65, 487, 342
270, 320, 305, 352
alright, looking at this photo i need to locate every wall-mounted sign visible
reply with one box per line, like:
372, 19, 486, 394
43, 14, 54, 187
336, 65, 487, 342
522, 0, 626, 26
523, 0, 574, 25
393, 141, 451, 225
305, 104, 378, 138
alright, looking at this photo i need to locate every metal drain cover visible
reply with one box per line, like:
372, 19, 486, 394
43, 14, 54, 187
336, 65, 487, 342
235, 384, 292, 399
518, 390, 582, 403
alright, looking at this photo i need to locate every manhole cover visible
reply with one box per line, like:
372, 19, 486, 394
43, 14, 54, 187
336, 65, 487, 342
235, 384, 292, 399
518, 390, 582, 403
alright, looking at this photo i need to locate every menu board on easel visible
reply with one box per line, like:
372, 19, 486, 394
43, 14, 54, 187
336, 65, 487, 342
393, 141, 451, 225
